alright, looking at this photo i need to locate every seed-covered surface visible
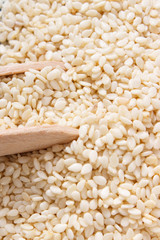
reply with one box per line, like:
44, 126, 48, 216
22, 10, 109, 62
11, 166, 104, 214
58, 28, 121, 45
0, 0, 160, 239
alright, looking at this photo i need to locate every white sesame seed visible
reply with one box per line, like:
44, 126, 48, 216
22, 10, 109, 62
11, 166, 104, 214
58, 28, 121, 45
7, 209, 19, 217
50, 186, 63, 195
80, 200, 89, 212
68, 163, 82, 172
81, 164, 92, 175
89, 150, 98, 163
99, 186, 109, 199
118, 188, 130, 198
54, 98, 67, 111
93, 176, 106, 186
128, 208, 141, 216
53, 224, 67, 233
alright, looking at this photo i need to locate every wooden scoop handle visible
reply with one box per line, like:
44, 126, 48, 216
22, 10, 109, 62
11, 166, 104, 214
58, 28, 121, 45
0, 61, 65, 77
0, 125, 79, 156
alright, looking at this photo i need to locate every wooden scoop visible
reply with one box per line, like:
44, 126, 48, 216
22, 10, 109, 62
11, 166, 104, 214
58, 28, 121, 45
0, 125, 79, 156
0, 61, 65, 77
0, 61, 78, 156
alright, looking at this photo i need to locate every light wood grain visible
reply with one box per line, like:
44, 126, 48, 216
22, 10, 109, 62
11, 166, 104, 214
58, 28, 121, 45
0, 61, 65, 77
0, 125, 79, 156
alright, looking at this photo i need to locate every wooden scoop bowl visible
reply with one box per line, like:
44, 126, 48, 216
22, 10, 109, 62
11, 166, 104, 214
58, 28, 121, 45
0, 61, 79, 156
